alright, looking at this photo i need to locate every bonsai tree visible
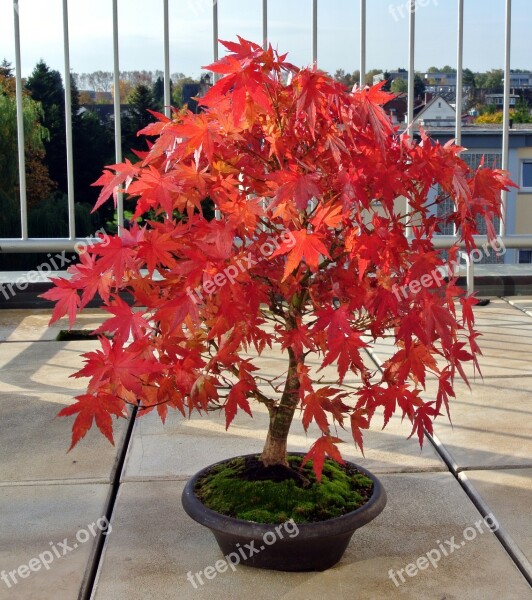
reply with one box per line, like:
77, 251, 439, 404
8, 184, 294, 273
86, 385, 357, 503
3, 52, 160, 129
43, 37, 514, 480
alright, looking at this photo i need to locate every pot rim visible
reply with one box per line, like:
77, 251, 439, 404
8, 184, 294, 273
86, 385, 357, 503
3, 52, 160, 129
181, 452, 387, 539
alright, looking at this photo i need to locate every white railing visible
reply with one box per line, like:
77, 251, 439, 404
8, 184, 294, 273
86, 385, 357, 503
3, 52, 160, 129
3, 0, 529, 256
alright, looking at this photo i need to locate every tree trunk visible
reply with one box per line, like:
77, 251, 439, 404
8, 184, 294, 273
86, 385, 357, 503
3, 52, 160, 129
260, 347, 300, 467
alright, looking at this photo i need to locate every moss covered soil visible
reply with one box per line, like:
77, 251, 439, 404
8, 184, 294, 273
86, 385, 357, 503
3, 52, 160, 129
194, 454, 374, 524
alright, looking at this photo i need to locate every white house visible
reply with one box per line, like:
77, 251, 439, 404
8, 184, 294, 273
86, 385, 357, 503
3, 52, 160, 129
410, 96, 456, 128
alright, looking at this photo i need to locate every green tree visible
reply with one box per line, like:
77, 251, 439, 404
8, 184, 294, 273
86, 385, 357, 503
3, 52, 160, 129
462, 68, 476, 88
414, 74, 426, 99
476, 69, 504, 91
366, 69, 382, 86
391, 78, 407, 93
172, 76, 197, 107
441, 65, 456, 74
0, 83, 50, 240
123, 84, 156, 156
152, 76, 165, 111
381, 71, 391, 92
333, 69, 360, 88
514, 97, 531, 123
25, 61, 67, 191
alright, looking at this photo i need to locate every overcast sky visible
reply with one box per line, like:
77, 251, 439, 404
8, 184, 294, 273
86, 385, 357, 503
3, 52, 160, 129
1, 0, 531, 80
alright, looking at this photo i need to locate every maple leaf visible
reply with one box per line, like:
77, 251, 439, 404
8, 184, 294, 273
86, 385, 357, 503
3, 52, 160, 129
267, 170, 321, 211
301, 387, 337, 434
74, 337, 161, 395
310, 202, 343, 231
271, 230, 330, 281
350, 408, 370, 454
92, 296, 150, 344
190, 375, 219, 411
137, 228, 179, 275
94, 232, 142, 282
302, 436, 344, 482
277, 323, 315, 359
383, 343, 439, 388
408, 401, 441, 447
92, 159, 139, 211
460, 295, 477, 332
40, 278, 80, 328
171, 114, 220, 162
58, 393, 127, 450
67, 251, 113, 306
435, 368, 455, 420
224, 379, 254, 429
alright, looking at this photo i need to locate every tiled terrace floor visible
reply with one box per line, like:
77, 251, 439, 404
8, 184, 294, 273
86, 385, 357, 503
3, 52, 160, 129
0, 298, 531, 599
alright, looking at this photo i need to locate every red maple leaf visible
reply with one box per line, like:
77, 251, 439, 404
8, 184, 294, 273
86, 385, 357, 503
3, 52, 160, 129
302, 436, 345, 482
224, 379, 254, 429
40, 278, 80, 328
93, 296, 150, 344
58, 393, 127, 449
271, 230, 330, 281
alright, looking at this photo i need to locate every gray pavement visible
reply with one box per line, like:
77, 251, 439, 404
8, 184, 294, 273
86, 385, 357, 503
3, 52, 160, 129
0, 302, 530, 599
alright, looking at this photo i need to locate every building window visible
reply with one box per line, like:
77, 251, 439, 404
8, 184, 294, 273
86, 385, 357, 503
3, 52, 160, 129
519, 250, 532, 264
521, 161, 532, 190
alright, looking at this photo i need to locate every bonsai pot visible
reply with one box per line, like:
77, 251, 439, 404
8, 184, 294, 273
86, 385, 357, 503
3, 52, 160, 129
181, 453, 387, 572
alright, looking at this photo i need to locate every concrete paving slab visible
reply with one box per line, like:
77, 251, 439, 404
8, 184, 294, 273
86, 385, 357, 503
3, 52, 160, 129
123, 394, 446, 481
0, 483, 111, 600
505, 296, 532, 316
93, 475, 532, 600
461, 469, 532, 569
0, 309, 108, 342
425, 378, 532, 470
0, 341, 127, 483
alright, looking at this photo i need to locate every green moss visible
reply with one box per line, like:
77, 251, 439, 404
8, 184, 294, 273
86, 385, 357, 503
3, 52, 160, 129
195, 455, 374, 524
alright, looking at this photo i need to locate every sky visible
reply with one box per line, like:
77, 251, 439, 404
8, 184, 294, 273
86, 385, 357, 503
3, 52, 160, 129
1, 0, 531, 81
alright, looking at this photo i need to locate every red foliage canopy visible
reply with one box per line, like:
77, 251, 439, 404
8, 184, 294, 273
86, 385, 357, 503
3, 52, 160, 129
42, 37, 515, 479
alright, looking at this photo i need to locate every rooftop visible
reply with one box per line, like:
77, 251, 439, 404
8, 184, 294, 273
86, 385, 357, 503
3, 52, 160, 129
1, 299, 531, 599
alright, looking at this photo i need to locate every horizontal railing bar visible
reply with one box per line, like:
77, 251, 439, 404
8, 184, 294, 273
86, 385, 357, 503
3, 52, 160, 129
1, 235, 532, 254
432, 235, 532, 249
0, 239, 102, 253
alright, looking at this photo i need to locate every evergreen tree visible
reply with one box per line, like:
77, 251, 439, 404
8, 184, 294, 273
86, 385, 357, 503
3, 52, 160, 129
381, 72, 391, 92
123, 84, 156, 155
152, 76, 165, 111
25, 61, 67, 191
414, 74, 426, 99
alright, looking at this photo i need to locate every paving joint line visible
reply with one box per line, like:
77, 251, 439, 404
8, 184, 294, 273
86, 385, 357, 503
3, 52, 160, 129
80, 405, 138, 600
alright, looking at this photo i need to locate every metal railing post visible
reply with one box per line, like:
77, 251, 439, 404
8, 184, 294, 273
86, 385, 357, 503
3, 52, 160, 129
212, 1, 219, 83
112, 0, 124, 234
163, 0, 171, 119
263, 0, 268, 51
455, 0, 464, 147
13, 0, 28, 240
312, 0, 318, 65
62, 0, 76, 240
360, 0, 366, 87
406, 0, 416, 239
500, 0, 512, 238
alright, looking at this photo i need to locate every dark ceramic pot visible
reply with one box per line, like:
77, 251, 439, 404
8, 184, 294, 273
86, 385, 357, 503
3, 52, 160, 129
181, 453, 387, 572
